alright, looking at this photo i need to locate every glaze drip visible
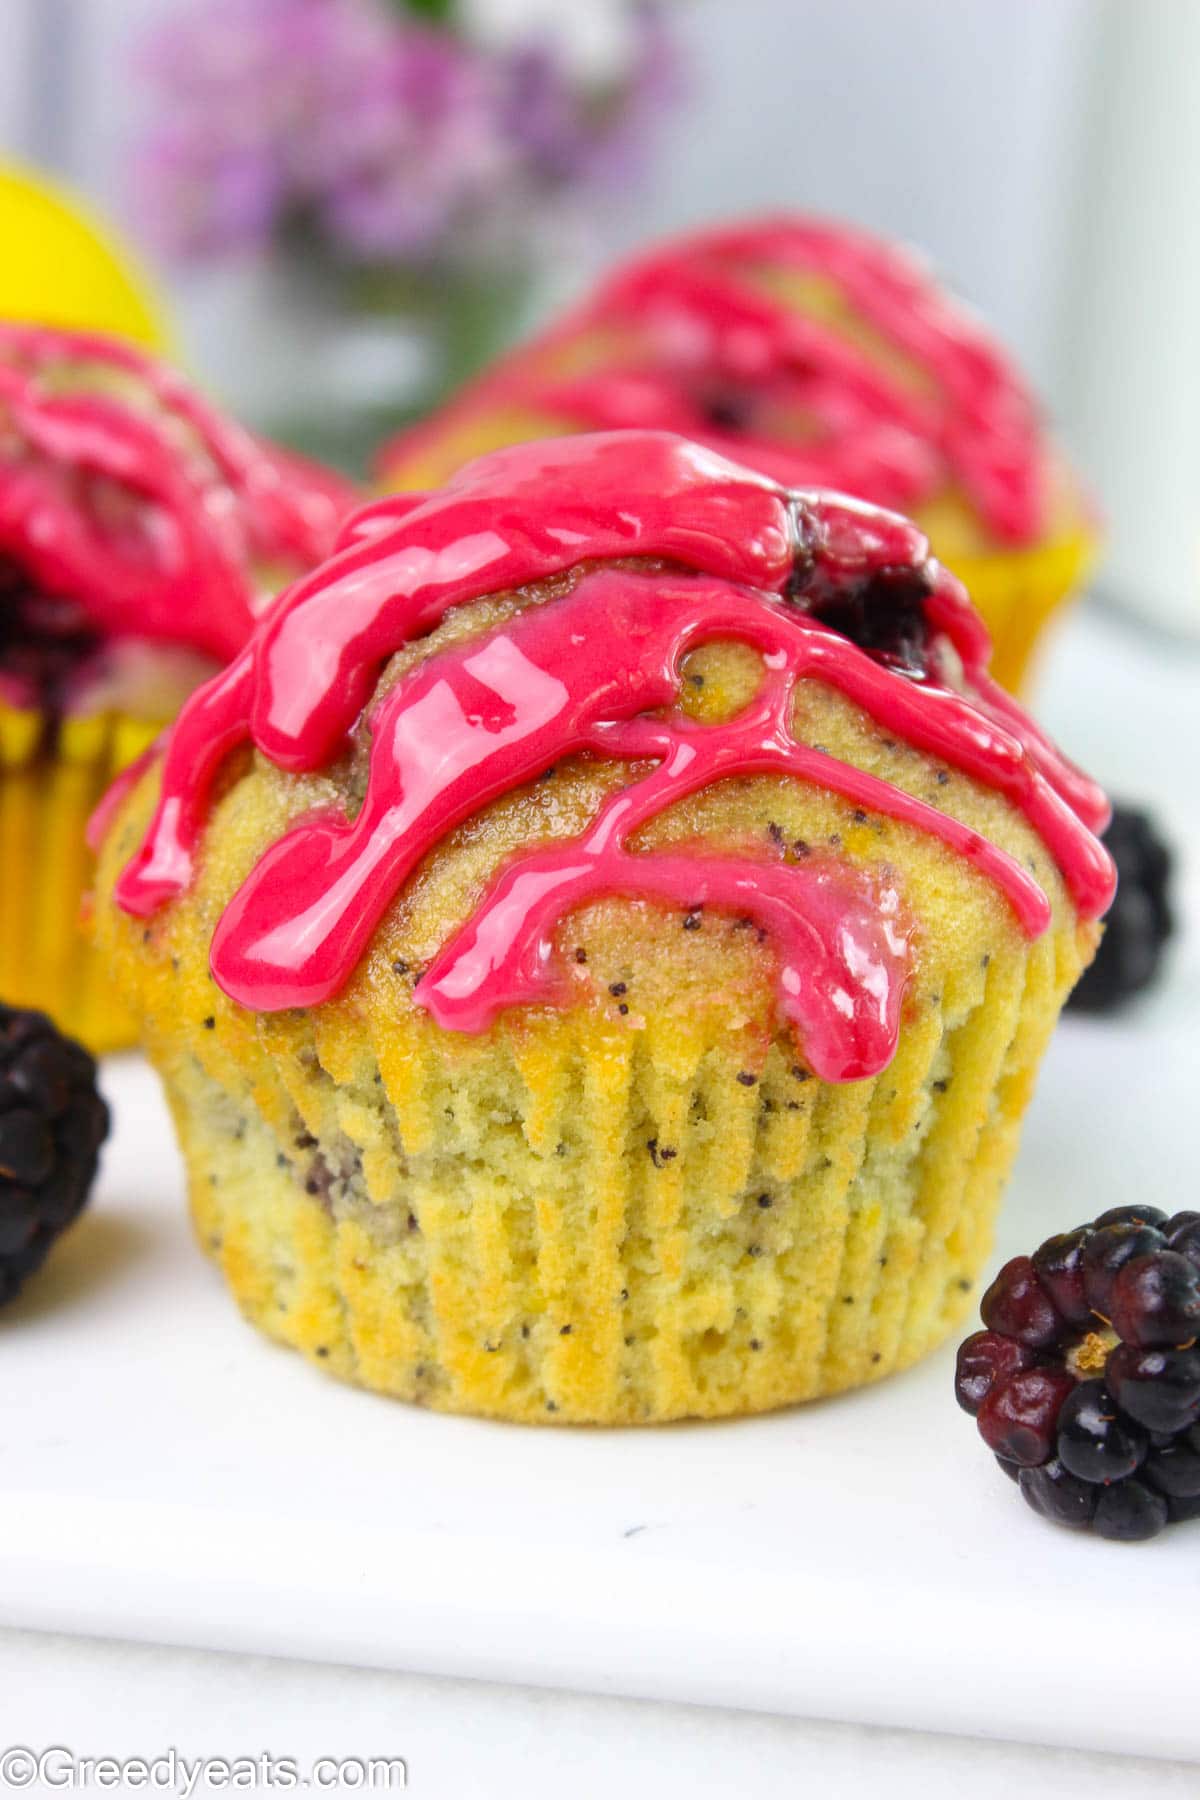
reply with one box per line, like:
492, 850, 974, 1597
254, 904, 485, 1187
0, 324, 355, 666
383, 216, 1054, 546
109, 431, 1113, 1083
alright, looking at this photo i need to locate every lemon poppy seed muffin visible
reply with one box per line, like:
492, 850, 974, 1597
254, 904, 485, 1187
93, 430, 1112, 1423
0, 323, 355, 1050
379, 216, 1095, 693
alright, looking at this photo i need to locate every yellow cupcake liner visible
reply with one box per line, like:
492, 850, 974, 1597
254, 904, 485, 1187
945, 524, 1097, 695
0, 701, 161, 1054
123, 914, 1084, 1425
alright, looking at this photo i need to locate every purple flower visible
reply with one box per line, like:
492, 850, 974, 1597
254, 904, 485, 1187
316, 28, 507, 258
131, 0, 681, 269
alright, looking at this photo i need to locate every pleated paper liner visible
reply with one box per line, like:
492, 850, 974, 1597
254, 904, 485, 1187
949, 523, 1097, 694
133, 913, 1083, 1424
0, 701, 160, 1054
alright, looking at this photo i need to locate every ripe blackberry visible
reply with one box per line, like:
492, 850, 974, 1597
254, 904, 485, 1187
1093, 1480, 1168, 1543
1094, 1204, 1170, 1231
697, 388, 754, 434
1030, 1227, 1094, 1329
1056, 1380, 1147, 1484
1107, 1343, 1200, 1434
1165, 1211, 1200, 1266
954, 1208, 1200, 1541
0, 1004, 109, 1305
1109, 1252, 1200, 1348
976, 1366, 1074, 1467
1018, 1459, 1096, 1531
0, 559, 102, 711
792, 561, 933, 676
1143, 1428, 1200, 1500
1081, 1221, 1164, 1318
954, 1330, 1035, 1414
979, 1255, 1062, 1349
1068, 804, 1174, 1014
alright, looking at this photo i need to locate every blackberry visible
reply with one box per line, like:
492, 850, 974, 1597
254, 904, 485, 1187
1018, 1459, 1096, 1531
976, 1366, 1074, 1467
1068, 804, 1174, 1014
0, 1004, 109, 1305
1165, 1211, 1200, 1266
0, 559, 102, 712
789, 558, 933, 676
954, 1330, 1034, 1414
1093, 1480, 1168, 1543
980, 1255, 1062, 1349
1081, 1222, 1163, 1318
1108, 1252, 1200, 1348
1107, 1343, 1200, 1434
697, 388, 753, 434
1094, 1204, 1170, 1231
1031, 1226, 1094, 1329
954, 1208, 1200, 1542
1143, 1428, 1200, 1500
1056, 1380, 1147, 1484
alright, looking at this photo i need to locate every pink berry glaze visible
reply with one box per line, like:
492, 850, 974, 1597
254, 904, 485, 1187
0, 324, 356, 667
108, 430, 1113, 1084
382, 216, 1058, 547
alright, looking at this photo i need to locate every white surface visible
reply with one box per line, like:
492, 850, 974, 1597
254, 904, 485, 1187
5, 1626, 1200, 1800
1, 605, 1197, 1769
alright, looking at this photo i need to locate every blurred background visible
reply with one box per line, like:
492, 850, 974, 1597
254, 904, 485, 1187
0, 0, 1198, 635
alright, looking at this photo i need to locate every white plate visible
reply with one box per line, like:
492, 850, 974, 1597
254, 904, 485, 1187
1, 604, 1197, 1762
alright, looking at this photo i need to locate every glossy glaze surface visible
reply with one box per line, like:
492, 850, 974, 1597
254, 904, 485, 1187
112, 432, 1112, 1082
0, 324, 355, 667
384, 218, 1055, 546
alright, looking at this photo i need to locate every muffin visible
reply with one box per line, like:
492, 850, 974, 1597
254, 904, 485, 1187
0, 322, 356, 1052
379, 217, 1095, 692
93, 430, 1113, 1424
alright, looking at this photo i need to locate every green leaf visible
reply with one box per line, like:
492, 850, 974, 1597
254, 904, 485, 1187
389, 0, 456, 22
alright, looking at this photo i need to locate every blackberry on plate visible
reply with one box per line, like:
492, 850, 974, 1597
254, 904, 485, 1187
0, 1004, 109, 1306
1143, 1428, 1200, 1500
1055, 1380, 1147, 1484
980, 1255, 1063, 1349
1092, 1480, 1168, 1543
953, 1330, 1034, 1413
976, 1366, 1074, 1467
1018, 1459, 1096, 1530
1031, 1225, 1095, 1329
1107, 1343, 1200, 1434
1067, 804, 1174, 1014
1081, 1221, 1165, 1316
954, 1205, 1200, 1541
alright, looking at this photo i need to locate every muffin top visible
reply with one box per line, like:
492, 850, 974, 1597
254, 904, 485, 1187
0, 324, 355, 708
380, 215, 1080, 553
105, 429, 1113, 1083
